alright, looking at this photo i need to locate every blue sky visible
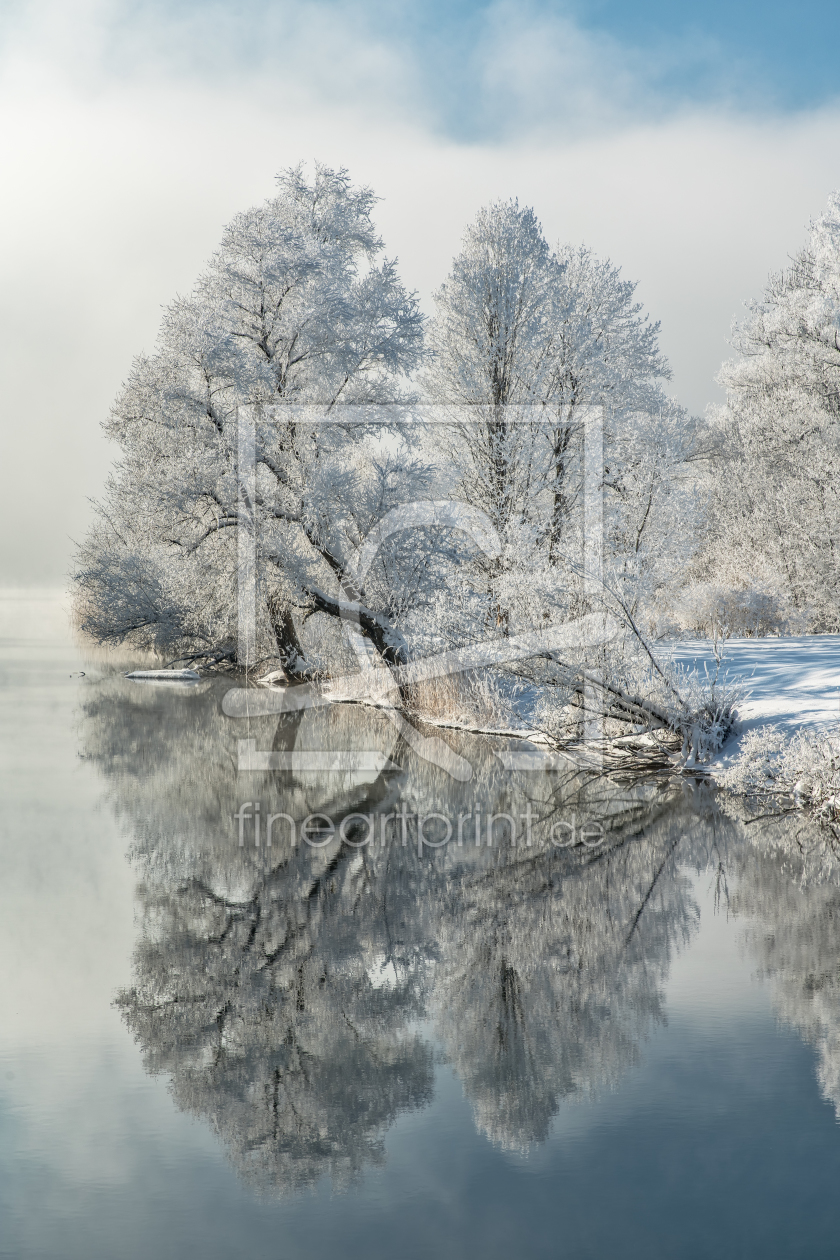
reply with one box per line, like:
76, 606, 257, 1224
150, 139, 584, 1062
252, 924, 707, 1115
566, 0, 840, 109
7, 0, 839, 134
1, 0, 840, 582
42, 0, 840, 135
360, 0, 840, 138
369, 0, 840, 122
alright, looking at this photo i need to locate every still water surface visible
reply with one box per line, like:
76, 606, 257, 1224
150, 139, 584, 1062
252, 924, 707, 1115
3, 601, 840, 1258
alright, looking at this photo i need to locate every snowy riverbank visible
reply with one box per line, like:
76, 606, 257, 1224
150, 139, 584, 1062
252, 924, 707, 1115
666, 636, 840, 772
4, 590, 840, 781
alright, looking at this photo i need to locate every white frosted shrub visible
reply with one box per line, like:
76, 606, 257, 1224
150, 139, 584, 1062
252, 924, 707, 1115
721, 724, 840, 820
669, 581, 802, 638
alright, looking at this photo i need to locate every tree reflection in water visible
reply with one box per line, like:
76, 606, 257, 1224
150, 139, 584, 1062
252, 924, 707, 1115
80, 675, 735, 1185
722, 808, 840, 1124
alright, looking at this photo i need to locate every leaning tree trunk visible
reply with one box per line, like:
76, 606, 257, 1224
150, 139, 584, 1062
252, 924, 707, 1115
267, 593, 313, 683
306, 587, 411, 705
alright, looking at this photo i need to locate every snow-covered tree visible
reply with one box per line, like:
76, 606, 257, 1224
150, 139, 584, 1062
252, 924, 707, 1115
538, 243, 673, 563
74, 173, 729, 757
705, 192, 840, 631
73, 165, 426, 678
415, 200, 714, 751
421, 202, 553, 541
422, 202, 696, 615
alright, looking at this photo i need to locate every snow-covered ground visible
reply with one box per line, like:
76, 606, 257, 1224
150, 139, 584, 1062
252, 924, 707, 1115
666, 636, 840, 765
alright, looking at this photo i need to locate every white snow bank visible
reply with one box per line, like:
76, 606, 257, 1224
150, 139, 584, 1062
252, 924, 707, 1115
125, 669, 201, 683
665, 636, 840, 768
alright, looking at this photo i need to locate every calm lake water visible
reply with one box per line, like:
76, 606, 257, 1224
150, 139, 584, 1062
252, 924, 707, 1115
4, 595, 840, 1259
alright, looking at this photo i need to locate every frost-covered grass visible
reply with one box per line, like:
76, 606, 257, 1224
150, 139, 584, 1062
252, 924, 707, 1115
669, 664, 743, 766
720, 725, 840, 822
405, 668, 526, 733
405, 644, 742, 769
521, 635, 742, 767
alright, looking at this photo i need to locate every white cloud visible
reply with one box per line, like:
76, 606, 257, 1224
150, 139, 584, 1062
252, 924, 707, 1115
1, 0, 838, 583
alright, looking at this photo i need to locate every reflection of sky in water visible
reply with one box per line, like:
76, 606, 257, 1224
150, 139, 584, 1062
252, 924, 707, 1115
4, 597, 840, 1258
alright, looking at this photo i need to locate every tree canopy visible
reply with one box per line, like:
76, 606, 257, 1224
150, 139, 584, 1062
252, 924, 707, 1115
74, 164, 425, 675
699, 193, 840, 632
